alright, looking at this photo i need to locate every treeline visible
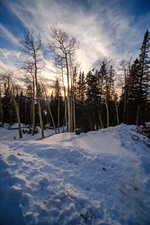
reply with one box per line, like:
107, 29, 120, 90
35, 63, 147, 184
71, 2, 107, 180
0, 29, 150, 138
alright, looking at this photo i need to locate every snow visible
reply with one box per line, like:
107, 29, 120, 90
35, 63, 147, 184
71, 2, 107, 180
0, 124, 56, 141
0, 124, 150, 225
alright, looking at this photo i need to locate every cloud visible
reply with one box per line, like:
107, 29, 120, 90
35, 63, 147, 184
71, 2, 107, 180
0, 24, 21, 47
7, 0, 116, 70
3, 0, 150, 73
0, 48, 21, 73
0, 47, 58, 89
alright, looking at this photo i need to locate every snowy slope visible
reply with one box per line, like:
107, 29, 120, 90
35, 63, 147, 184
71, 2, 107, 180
0, 125, 150, 225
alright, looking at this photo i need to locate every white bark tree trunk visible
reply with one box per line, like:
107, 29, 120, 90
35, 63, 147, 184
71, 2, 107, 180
12, 96, 22, 139
38, 101, 44, 138
105, 102, 109, 128
115, 101, 119, 125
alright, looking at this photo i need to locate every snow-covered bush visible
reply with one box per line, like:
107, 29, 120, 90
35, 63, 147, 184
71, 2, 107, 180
137, 123, 150, 138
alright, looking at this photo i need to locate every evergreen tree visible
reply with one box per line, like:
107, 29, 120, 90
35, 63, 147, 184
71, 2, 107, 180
135, 31, 150, 125
53, 79, 64, 131
127, 59, 140, 102
98, 61, 115, 127
86, 71, 100, 104
77, 72, 86, 102
125, 59, 141, 124
138, 30, 150, 102
86, 71, 100, 130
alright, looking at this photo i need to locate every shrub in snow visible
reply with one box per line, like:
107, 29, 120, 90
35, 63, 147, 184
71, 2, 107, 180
137, 123, 150, 138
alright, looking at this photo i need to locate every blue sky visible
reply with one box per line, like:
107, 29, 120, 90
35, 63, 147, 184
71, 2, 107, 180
0, 0, 150, 73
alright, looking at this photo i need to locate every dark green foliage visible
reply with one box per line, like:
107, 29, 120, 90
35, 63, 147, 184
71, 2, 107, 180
77, 72, 86, 102
0, 31, 150, 132
86, 71, 100, 105
121, 31, 150, 125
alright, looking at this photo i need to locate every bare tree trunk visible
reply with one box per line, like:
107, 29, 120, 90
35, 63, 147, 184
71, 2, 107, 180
38, 101, 44, 138
115, 101, 119, 125
32, 101, 36, 135
12, 97, 22, 138
136, 104, 140, 126
49, 28, 77, 132
69, 57, 74, 132
65, 53, 72, 132
34, 65, 44, 138
98, 111, 104, 128
57, 96, 60, 133
73, 94, 76, 131
123, 90, 127, 123
105, 102, 109, 128
0, 92, 4, 126
47, 102, 56, 133
43, 87, 56, 134
64, 97, 68, 132
24, 99, 27, 125
61, 66, 67, 132
70, 95, 73, 131
33, 54, 43, 137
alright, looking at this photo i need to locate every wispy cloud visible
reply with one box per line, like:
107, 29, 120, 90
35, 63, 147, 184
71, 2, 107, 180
0, 47, 58, 88
2, 0, 150, 72
0, 48, 21, 73
0, 24, 21, 47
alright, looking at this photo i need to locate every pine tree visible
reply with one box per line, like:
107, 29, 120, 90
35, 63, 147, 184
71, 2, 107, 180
86, 71, 100, 130
98, 61, 115, 127
139, 31, 150, 97
125, 59, 140, 124
86, 71, 100, 104
77, 72, 86, 102
136, 30, 150, 124
54, 79, 61, 132
127, 59, 140, 101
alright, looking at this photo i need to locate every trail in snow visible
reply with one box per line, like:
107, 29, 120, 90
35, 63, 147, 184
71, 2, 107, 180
0, 124, 150, 225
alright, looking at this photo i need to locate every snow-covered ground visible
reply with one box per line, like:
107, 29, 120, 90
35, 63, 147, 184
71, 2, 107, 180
0, 124, 150, 225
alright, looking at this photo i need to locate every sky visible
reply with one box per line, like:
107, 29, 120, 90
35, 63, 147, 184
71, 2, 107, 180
0, 0, 150, 79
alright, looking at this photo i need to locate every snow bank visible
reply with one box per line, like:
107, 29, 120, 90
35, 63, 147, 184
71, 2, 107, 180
0, 125, 150, 225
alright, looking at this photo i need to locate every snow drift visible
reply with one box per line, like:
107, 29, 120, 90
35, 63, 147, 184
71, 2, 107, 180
0, 124, 150, 225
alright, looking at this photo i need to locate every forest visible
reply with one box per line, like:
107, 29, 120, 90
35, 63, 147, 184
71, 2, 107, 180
1, 0, 150, 224
0, 29, 150, 139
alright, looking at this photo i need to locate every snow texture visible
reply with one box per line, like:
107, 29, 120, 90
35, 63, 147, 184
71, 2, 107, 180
0, 124, 150, 225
